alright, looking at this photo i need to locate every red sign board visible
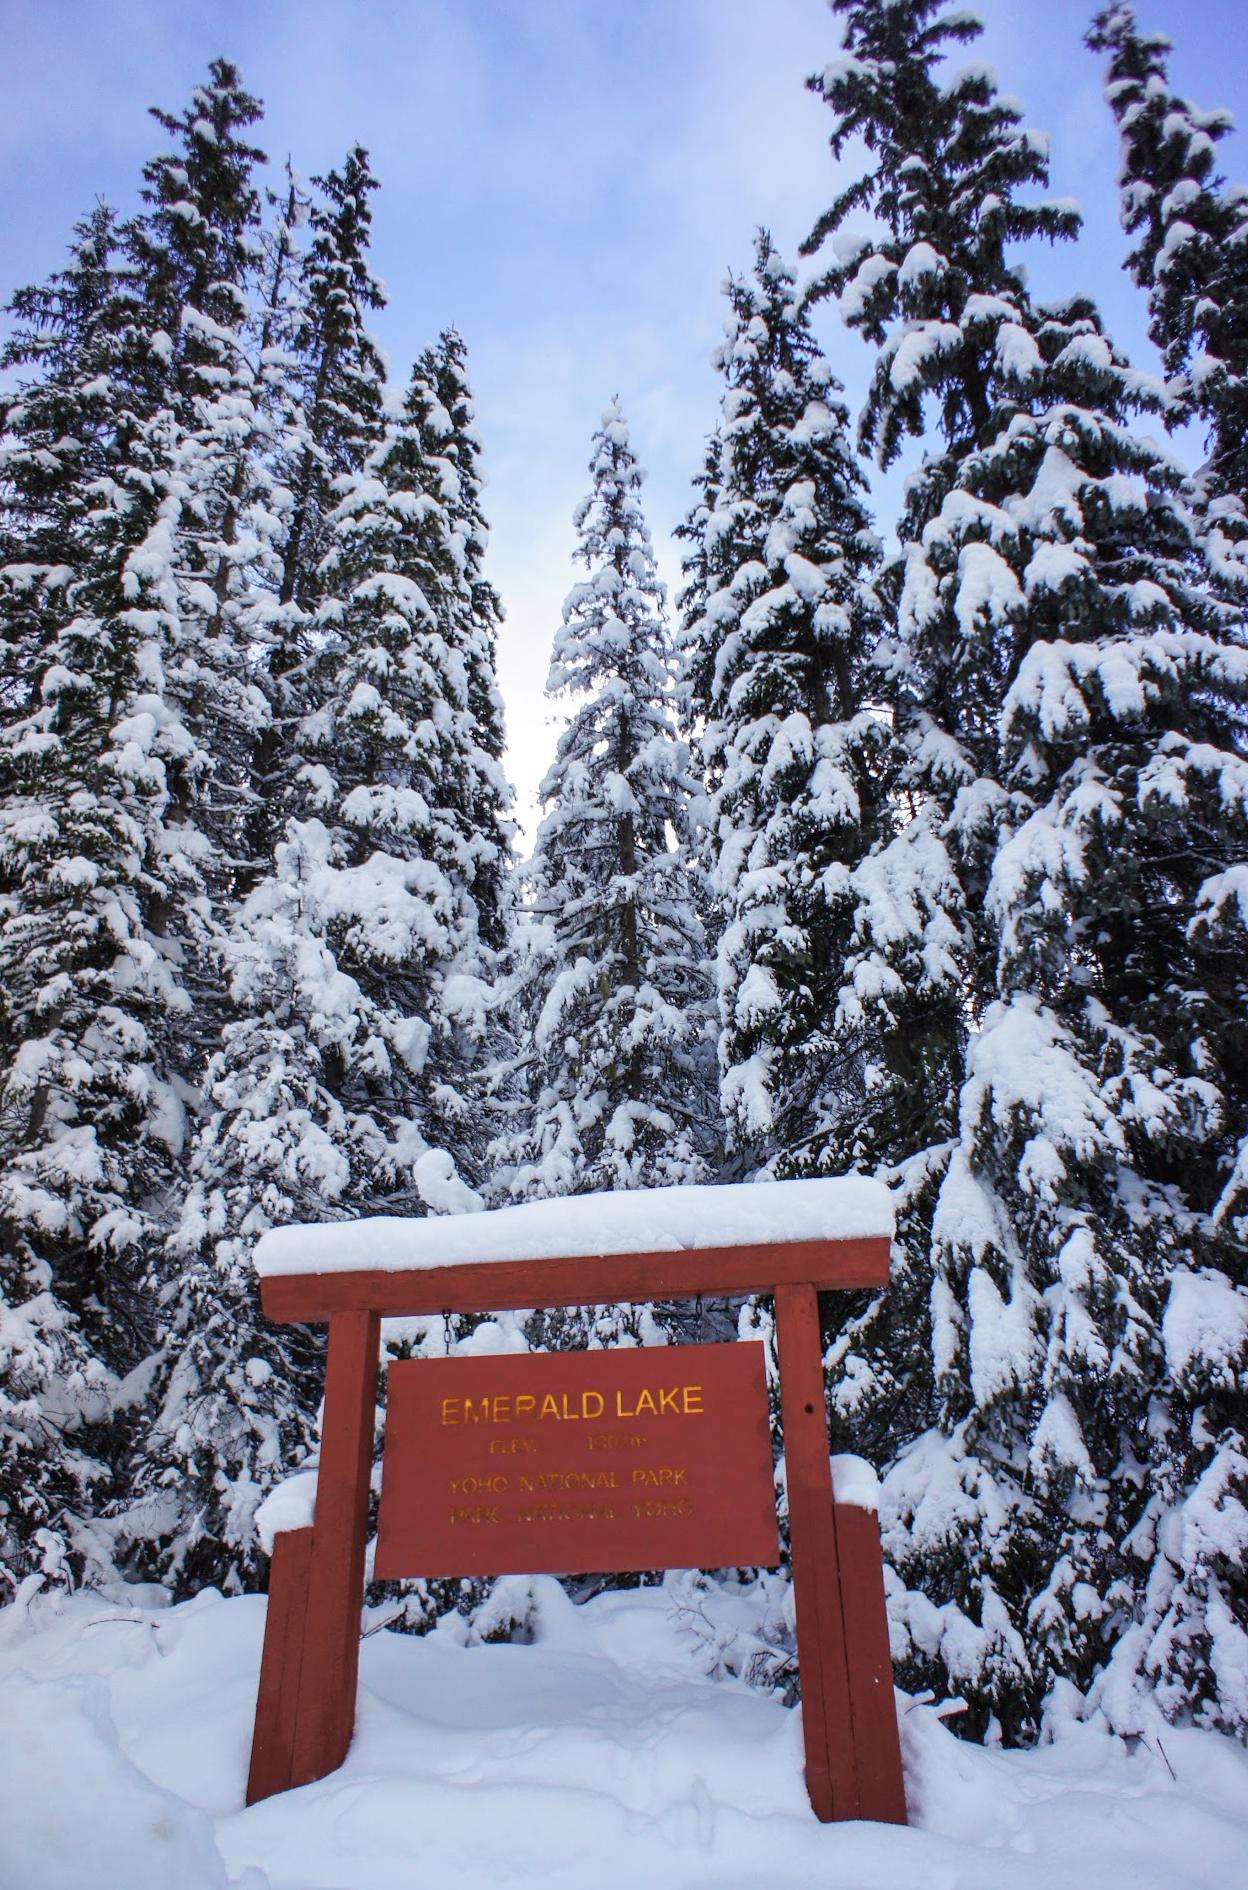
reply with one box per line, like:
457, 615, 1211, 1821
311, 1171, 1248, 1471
374, 1341, 779, 1578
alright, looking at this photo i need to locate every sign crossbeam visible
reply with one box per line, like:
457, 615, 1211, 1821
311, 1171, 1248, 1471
256, 1233, 890, 1323
245, 1229, 907, 1827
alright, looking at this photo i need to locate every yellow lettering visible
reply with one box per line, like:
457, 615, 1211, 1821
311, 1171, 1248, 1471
515, 1394, 536, 1419
450, 1474, 509, 1496
658, 1387, 680, 1415
632, 1496, 694, 1520
493, 1394, 512, 1423
540, 1394, 560, 1419
518, 1469, 619, 1494
441, 1398, 460, 1425
635, 1388, 657, 1416
683, 1385, 703, 1416
463, 1395, 489, 1424
583, 1390, 605, 1418
515, 1503, 616, 1525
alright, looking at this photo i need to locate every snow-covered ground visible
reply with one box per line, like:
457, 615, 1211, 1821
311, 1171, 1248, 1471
2, 1577, 1244, 1890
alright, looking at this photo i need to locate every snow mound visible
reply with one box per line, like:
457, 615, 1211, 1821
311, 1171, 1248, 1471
2, 1583, 1246, 1890
253, 1174, 894, 1277
0, 1669, 250, 1890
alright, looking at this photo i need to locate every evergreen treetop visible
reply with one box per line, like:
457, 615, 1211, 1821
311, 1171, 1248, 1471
803, 0, 1080, 469
1087, 4, 1248, 585
278, 146, 387, 612
127, 58, 267, 419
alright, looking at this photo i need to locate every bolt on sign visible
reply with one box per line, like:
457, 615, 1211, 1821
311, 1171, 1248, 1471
243, 1177, 908, 1828
374, 1342, 778, 1579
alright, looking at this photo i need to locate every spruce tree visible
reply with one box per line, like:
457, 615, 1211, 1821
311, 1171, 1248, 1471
278, 147, 387, 615
96, 57, 280, 971
126, 59, 268, 424
1087, 5, 1248, 588
492, 402, 714, 1223
677, 230, 888, 1183
246, 149, 389, 876
801, 0, 1248, 1737
1, 207, 131, 718
0, 381, 205, 1591
412, 329, 513, 959
141, 354, 508, 1587
402, 331, 518, 1207
308, 349, 513, 1196
0, 60, 277, 1591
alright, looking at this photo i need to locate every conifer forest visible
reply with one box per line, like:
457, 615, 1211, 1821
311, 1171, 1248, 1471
2, 0, 1246, 1763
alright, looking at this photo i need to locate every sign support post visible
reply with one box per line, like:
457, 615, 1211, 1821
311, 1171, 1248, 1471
290, 1308, 378, 1789
775, 1282, 906, 1824
775, 1281, 857, 1821
246, 1524, 313, 1803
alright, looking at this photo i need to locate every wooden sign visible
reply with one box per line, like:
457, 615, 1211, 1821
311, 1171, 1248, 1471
374, 1341, 779, 1578
244, 1201, 907, 1826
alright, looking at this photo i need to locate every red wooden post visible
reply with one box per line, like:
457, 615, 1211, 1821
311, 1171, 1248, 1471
834, 1501, 907, 1824
774, 1282, 859, 1821
247, 1524, 314, 1805
775, 1283, 907, 1823
287, 1308, 379, 1789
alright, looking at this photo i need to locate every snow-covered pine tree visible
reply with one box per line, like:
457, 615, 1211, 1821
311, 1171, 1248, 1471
1082, 5, 1248, 1731
491, 402, 714, 1346
125, 59, 268, 433
243, 149, 390, 878
677, 230, 888, 1185
402, 330, 516, 1186
140, 348, 513, 1588
1087, 5, 1248, 590
0, 60, 283, 1592
0, 207, 132, 723
142, 94, 289, 900
68, 60, 288, 1043
797, 0, 1082, 1486
303, 346, 511, 1200
0, 355, 206, 1593
278, 146, 387, 616
495, 401, 712, 1207
412, 330, 513, 952
802, 0, 1248, 1737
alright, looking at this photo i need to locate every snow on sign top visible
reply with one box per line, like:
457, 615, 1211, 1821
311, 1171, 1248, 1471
252, 1176, 894, 1279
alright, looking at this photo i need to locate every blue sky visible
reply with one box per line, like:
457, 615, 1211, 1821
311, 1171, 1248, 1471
4, 0, 1246, 830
